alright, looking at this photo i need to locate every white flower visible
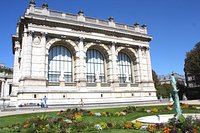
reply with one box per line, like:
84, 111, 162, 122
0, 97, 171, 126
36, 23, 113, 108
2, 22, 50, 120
94, 124, 102, 130
65, 119, 72, 123
95, 112, 101, 116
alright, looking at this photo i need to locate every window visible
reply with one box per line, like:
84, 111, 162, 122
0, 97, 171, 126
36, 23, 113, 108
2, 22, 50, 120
48, 45, 72, 82
86, 49, 105, 82
118, 52, 132, 83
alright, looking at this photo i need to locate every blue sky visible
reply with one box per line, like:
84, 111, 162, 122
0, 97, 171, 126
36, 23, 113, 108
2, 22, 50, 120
0, 0, 200, 75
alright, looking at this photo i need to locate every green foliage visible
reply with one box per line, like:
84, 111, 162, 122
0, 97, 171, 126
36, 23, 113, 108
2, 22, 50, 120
99, 121, 107, 129
184, 42, 200, 85
152, 69, 160, 87
0, 67, 13, 74
156, 84, 173, 98
167, 115, 200, 133
177, 114, 185, 123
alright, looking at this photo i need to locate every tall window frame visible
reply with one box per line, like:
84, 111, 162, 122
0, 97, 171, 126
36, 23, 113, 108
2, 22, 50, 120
118, 52, 132, 83
48, 45, 72, 83
86, 49, 105, 83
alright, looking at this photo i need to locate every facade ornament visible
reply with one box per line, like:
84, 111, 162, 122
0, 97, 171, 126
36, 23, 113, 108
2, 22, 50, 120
42, 3, 48, 9
134, 22, 139, 27
141, 24, 147, 28
59, 71, 65, 82
33, 36, 41, 45
27, 30, 33, 36
108, 17, 114, 22
29, 0, 36, 6
78, 10, 84, 16
42, 32, 47, 37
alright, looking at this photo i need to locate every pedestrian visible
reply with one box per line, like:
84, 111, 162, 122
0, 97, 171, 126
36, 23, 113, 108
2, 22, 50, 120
43, 96, 48, 108
40, 99, 44, 108
160, 96, 162, 102
80, 98, 84, 106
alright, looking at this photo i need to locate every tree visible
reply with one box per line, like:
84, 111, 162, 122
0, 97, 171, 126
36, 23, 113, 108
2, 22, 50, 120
152, 69, 160, 87
0, 67, 13, 74
184, 42, 200, 85
156, 84, 172, 98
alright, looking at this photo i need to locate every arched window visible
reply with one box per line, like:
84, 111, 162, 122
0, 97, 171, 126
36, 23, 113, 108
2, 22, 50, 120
118, 52, 132, 83
86, 49, 105, 82
48, 45, 72, 82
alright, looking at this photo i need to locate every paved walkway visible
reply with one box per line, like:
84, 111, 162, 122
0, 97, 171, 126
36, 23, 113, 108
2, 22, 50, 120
0, 100, 199, 117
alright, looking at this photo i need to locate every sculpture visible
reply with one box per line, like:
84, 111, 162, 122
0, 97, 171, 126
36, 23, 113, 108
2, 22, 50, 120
95, 71, 100, 82
171, 73, 182, 116
59, 70, 65, 82
125, 71, 130, 83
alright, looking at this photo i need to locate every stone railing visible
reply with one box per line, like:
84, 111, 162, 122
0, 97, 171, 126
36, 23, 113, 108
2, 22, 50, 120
101, 83, 111, 87
119, 83, 127, 87
86, 83, 96, 87
65, 82, 76, 86
27, 7, 147, 34
131, 83, 139, 87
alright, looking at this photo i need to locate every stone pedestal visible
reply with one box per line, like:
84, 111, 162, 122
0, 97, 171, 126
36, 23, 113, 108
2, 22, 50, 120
59, 81, 65, 86
76, 79, 86, 87
59, 71, 65, 86
96, 80, 101, 88
126, 82, 131, 87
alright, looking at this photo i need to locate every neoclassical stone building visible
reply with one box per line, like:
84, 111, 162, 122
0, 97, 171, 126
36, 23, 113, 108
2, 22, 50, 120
11, 1, 156, 106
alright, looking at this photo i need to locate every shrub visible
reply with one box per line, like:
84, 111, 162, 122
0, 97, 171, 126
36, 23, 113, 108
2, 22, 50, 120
133, 122, 143, 129
101, 112, 107, 117
150, 108, 159, 113
181, 103, 189, 109
123, 121, 133, 129
89, 112, 95, 116
147, 124, 157, 132
99, 122, 107, 129
115, 112, 120, 117
107, 122, 115, 128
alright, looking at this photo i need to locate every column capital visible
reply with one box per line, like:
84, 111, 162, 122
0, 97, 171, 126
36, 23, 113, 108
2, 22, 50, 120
111, 41, 117, 44
41, 32, 47, 37
79, 37, 85, 41
27, 30, 33, 36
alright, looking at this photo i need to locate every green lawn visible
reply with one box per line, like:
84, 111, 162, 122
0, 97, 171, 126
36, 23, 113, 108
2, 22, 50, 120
0, 105, 199, 132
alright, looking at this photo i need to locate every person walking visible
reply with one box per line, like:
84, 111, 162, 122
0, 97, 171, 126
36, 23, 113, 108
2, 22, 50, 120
80, 98, 84, 106
43, 96, 48, 108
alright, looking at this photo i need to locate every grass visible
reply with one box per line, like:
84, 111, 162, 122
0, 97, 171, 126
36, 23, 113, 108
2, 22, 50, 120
0, 111, 57, 128
0, 105, 200, 132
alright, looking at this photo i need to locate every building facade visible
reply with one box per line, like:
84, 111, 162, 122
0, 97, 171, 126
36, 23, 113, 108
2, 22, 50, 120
0, 72, 12, 108
159, 73, 186, 86
11, 1, 156, 106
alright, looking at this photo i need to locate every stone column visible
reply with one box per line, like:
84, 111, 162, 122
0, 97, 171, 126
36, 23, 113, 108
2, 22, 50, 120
21, 29, 33, 79
10, 41, 20, 104
136, 47, 142, 83
41, 33, 47, 79
1, 80, 5, 98
109, 43, 119, 88
4, 79, 8, 97
13, 41, 21, 84
146, 48, 153, 82
75, 38, 86, 87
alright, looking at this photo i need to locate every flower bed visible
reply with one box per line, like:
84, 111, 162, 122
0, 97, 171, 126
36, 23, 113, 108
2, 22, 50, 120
1, 104, 200, 132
